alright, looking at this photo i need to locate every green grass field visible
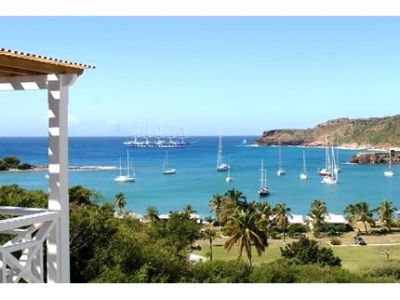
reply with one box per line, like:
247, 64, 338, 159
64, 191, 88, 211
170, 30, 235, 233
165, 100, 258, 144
195, 242, 400, 274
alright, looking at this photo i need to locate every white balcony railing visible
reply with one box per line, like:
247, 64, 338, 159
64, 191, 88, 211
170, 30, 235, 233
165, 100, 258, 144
0, 206, 59, 283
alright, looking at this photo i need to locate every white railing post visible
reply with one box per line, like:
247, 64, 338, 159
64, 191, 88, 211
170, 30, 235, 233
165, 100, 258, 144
47, 74, 75, 283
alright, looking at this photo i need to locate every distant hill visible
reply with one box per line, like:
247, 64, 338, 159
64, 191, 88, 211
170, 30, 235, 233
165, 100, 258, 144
255, 115, 400, 148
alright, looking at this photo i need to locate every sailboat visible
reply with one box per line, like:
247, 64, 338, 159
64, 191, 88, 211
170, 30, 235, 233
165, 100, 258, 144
384, 150, 395, 177
276, 142, 286, 176
319, 144, 332, 177
225, 168, 233, 182
163, 150, 176, 175
259, 159, 270, 196
321, 146, 338, 185
216, 135, 230, 172
114, 150, 135, 182
299, 150, 308, 180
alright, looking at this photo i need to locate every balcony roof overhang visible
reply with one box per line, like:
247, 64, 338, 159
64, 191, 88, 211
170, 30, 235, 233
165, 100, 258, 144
0, 48, 95, 77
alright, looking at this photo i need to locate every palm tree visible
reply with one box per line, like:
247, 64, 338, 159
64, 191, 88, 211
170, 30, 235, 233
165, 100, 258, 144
375, 200, 397, 232
114, 192, 126, 214
224, 188, 247, 206
344, 202, 375, 233
182, 204, 196, 217
308, 199, 327, 237
145, 206, 160, 223
272, 203, 292, 243
202, 228, 217, 261
224, 208, 266, 267
255, 201, 272, 245
209, 193, 224, 223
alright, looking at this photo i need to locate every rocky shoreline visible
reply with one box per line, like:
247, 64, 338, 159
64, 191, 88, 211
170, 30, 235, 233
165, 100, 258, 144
349, 151, 400, 164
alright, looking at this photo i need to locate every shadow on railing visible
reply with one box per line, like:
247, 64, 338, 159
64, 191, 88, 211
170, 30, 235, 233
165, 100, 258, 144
0, 206, 59, 283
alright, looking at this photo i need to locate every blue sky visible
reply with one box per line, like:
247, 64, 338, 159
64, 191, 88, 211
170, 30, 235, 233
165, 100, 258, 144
0, 17, 400, 136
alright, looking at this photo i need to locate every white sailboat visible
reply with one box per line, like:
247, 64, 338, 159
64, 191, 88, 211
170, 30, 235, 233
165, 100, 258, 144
299, 150, 308, 180
217, 135, 230, 172
276, 142, 286, 176
114, 150, 135, 182
384, 150, 394, 177
259, 159, 270, 196
319, 144, 332, 177
163, 150, 176, 175
334, 144, 341, 173
321, 146, 338, 185
225, 168, 233, 182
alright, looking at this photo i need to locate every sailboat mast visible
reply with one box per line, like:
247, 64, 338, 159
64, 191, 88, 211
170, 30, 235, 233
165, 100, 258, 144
126, 150, 130, 177
260, 159, 264, 189
331, 145, 337, 181
389, 150, 392, 170
217, 135, 222, 167
278, 143, 282, 169
119, 157, 122, 176
303, 150, 307, 174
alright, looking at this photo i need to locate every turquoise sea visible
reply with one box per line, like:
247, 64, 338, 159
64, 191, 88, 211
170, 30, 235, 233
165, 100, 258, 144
0, 137, 398, 216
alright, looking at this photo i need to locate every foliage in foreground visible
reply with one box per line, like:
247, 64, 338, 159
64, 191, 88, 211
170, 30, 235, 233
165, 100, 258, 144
280, 236, 341, 267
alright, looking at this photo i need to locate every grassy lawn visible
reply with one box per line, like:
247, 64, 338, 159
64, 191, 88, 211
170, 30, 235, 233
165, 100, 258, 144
195, 240, 400, 274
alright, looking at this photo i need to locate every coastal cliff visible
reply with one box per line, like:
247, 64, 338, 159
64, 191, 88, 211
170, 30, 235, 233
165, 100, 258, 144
255, 115, 400, 148
349, 151, 400, 164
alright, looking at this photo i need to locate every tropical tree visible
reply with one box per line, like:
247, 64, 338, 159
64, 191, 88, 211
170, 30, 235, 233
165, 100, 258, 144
273, 203, 292, 243
182, 204, 197, 217
114, 192, 126, 214
224, 188, 247, 205
145, 206, 160, 223
255, 201, 272, 245
224, 208, 266, 267
308, 199, 327, 237
375, 200, 397, 232
202, 228, 217, 261
344, 202, 375, 233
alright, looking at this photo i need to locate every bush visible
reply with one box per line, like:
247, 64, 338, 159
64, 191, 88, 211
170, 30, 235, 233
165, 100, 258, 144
330, 237, 342, 245
280, 236, 341, 266
187, 260, 251, 283
250, 260, 364, 283
320, 223, 353, 234
1, 156, 20, 169
287, 223, 308, 238
368, 263, 400, 280
18, 163, 33, 170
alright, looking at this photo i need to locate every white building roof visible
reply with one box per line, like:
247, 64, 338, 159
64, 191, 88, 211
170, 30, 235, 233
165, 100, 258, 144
288, 214, 305, 224
325, 213, 347, 224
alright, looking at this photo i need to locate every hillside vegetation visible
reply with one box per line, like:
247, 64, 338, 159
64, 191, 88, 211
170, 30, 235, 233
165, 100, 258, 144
256, 115, 400, 148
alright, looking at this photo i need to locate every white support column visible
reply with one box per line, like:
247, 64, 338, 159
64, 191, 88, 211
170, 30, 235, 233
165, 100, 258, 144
46, 73, 76, 283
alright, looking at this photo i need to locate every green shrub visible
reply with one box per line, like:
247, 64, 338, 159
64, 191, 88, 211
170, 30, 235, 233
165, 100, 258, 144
287, 223, 308, 238
280, 236, 341, 266
330, 237, 342, 245
368, 263, 400, 280
250, 260, 364, 283
188, 260, 251, 283
1, 156, 20, 169
18, 163, 33, 170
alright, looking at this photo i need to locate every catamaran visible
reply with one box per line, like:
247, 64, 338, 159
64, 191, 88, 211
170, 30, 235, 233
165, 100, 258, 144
217, 135, 230, 172
299, 150, 308, 180
321, 146, 338, 185
259, 159, 270, 196
276, 142, 286, 176
163, 150, 176, 175
384, 150, 394, 177
114, 150, 135, 182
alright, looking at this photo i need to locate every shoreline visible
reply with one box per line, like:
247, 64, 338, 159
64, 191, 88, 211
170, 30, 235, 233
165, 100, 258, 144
1, 166, 118, 173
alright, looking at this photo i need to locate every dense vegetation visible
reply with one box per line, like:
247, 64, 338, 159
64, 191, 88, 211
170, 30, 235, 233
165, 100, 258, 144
256, 114, 400, 147
0, 156, 33, 171
0, 185, 399, 283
